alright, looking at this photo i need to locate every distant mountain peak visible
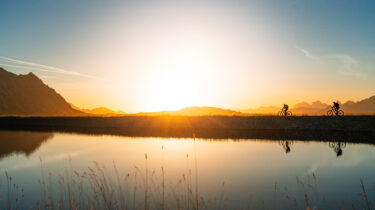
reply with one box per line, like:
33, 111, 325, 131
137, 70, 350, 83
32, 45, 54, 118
79, 106, 126, 115
20, 71, 42, 81
0, 67, 83, 116
0, 67, 16, 78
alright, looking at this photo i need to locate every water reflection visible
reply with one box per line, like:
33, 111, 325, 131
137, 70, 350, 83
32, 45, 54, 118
0, 130, 374, 209
329, 141, 347, 157
279, 140, 293, 153
0, 130, 53, 159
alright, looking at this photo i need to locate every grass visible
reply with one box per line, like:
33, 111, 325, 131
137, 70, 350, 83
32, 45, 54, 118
1, 151, 374, 209
1, 115, 375, 132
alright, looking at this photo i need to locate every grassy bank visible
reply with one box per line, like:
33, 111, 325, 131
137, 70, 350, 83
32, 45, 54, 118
0, 116, 374, 143
1, 115, 375, 131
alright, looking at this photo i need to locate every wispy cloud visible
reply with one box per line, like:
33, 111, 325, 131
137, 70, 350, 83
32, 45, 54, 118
295, 46, 316, 60
295, 47, 366, 79
0, 55, 100, 79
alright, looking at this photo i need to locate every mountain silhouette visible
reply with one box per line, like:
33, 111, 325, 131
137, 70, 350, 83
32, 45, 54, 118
0, 67, 82, 116
290, 101, 330, 115
80, 107, 126, 115
341, 96, 375, 114
241, 106, 280, 115
138, 106, 246, 116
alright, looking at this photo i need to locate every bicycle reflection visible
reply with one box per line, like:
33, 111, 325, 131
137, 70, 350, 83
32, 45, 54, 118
279, 140, 293, 154
329, 141, 346, 157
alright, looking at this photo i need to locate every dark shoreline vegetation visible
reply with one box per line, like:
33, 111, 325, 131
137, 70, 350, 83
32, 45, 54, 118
0, 115, 375, 143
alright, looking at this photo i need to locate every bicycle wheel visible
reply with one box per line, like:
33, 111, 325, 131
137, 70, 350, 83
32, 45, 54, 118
329, 142, 336, 148
338, 110, 344, 116
327, 110, 333, 116
287, 111, 292, 116
277, 111, 283, 116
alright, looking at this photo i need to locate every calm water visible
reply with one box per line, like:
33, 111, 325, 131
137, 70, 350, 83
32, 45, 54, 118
1, 130, 375, 209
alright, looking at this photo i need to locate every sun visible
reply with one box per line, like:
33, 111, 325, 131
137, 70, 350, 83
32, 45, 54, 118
144, 69, 201, 112
140, 57, 212, 112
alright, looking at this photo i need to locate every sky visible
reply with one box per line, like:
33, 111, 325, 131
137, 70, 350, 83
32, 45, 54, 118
1, 0, 375, 113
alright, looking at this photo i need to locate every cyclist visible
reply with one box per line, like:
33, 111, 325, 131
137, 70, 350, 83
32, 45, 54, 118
333, 101, 340, 112
283, 104, 289, 115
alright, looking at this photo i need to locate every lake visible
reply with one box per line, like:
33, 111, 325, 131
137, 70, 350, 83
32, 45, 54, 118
1, 129, 375, 209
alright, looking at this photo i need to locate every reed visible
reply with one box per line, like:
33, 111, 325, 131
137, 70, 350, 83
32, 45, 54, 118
1, 151, 374, 209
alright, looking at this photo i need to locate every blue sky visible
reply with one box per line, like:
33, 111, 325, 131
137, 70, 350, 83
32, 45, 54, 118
1, 0, 374, 112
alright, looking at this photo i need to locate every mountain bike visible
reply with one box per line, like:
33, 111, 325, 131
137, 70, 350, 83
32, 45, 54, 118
327, 107, 344, 116
278, 108, 292, 116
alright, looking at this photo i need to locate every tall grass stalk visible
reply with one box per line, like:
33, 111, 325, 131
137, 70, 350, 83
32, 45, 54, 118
193, 133, 199, 210
360, 178, 371, 210
161, 145, 165, 210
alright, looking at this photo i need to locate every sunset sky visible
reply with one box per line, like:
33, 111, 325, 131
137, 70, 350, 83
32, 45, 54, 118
1, 0, 375, 113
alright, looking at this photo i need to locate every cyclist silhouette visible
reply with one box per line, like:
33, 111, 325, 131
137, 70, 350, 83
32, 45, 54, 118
278, 104, 292, 116
333, 101, 340, 111
327, 101, 344, 116
284, 104, 289, 112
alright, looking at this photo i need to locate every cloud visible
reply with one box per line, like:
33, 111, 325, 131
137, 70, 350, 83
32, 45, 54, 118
0, 55, 100, 79
295, 47, 366, 79
296, 46, 315, 60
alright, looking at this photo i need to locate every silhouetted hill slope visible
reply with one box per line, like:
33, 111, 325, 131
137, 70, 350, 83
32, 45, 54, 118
0, 67, 83, 116
342, 96, 375, 114
81, 107, 126, 115
290, 101, 330, 115
138, 106, 246, 116
241, 106, 280, 115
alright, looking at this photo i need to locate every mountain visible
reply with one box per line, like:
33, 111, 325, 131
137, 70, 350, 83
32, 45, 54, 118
290, 101, 330, 115
241, 96, 375, 115
138, 106, 246, 116
241, 106, 280, 115
342, 96, 375, 114
0, 67, 83, 116
81, 107, 126, 115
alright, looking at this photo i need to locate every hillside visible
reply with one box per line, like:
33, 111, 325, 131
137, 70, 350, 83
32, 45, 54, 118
138, 106, 246, 116
342, 96, 375, 114
0, 67, 83, 116
80, 107, 126, 115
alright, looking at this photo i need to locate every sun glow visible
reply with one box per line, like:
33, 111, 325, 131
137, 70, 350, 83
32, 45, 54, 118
141, 56, 213, 112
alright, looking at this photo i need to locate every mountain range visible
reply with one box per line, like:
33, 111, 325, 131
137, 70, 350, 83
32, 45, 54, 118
240, 97, 375, 115
0, 67, 374, 116
138, 106, 246, 116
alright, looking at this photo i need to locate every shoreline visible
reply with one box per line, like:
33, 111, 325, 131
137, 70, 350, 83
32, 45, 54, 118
1, 116, 374, 142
